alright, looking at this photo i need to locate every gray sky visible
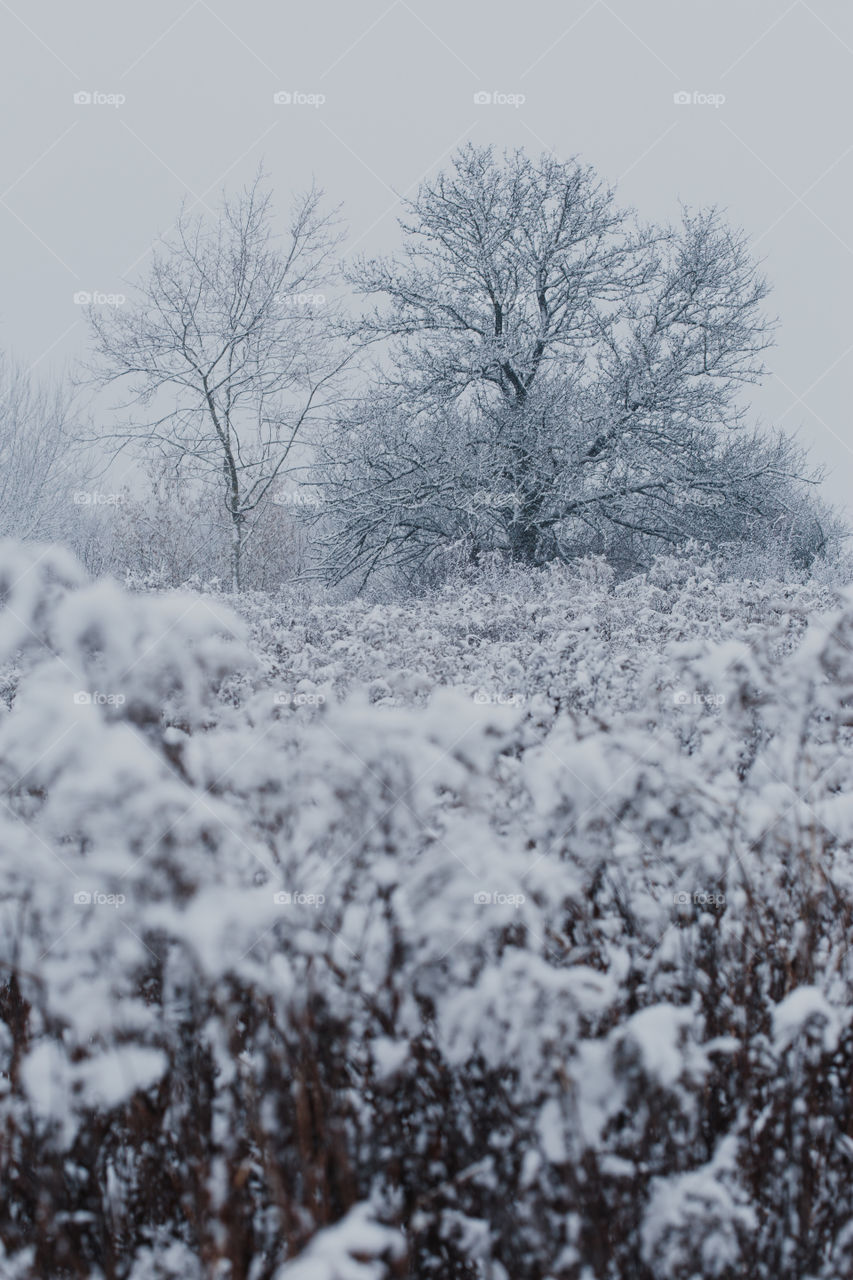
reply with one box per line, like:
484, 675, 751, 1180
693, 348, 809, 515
1, 0, 851, 509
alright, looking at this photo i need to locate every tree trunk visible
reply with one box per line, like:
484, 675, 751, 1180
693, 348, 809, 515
503, 402, 544, 565
231, 513, 245, 592
506, 506, 542, 564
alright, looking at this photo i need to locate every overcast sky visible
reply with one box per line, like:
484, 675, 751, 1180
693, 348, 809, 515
1, 0, 851, 509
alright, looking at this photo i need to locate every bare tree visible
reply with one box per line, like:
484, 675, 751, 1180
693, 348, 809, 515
86, 174, 348, 590
77, 456, 314, 591
0, 353, 82, 542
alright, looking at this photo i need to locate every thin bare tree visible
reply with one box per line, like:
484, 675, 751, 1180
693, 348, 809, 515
86, 173, 348, 590
0, 353, 82, 543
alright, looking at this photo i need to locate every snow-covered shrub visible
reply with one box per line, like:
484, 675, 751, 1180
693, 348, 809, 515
1, 541, 853, 1278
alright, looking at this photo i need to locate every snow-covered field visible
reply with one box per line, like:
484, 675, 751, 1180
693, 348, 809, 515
1, 541, 853, 1277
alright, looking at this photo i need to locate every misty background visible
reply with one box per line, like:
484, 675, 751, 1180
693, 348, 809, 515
0, 0, 850, 510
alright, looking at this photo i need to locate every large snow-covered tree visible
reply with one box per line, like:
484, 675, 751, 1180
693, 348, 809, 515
318, 145, 828, 583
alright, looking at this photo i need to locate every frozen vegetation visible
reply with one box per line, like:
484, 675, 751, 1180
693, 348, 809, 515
2, 541, 853, 1277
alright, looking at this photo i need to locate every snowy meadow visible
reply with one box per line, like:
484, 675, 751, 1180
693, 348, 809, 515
2, 542, 853, 1278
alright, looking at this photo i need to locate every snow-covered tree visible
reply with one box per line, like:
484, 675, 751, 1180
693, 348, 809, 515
86, 173, 348, 590
76, 457, 313, 591
317, 146, 828, 583
0, 353, 81, 542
